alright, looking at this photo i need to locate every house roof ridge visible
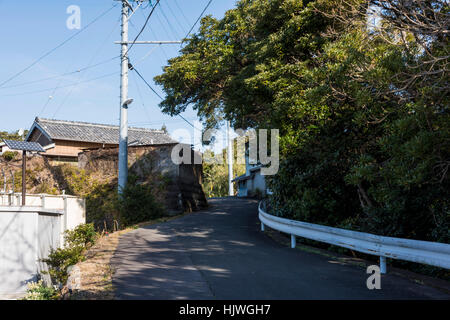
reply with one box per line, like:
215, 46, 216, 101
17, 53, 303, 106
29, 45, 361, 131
36, 117, 165, 133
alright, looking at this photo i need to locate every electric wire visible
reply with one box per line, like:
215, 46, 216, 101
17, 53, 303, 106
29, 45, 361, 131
0, 3, 118, 88
130, 63, 201, 131
183, 0, 213, 43
0, 56, 120, 90
123, 0, 161, 56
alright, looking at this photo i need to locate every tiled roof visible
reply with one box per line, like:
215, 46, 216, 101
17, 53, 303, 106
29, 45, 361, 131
31, 118, 177, 145
232, 173, 254, 182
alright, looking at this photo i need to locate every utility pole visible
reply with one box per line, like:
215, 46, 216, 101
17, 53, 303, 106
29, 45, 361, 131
227, 120, 234, 196
116, 0, 181, 194
118, 0, 130, 193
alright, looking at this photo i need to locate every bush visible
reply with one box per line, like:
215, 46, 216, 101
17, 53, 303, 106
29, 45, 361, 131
23, 280, 58, 300
42, 223, 98, 285
85, 182, 119, 231
2, 151, 17, 161
64, 223, 97, 248
42, 246, 84, 285
117, 176, 165, 227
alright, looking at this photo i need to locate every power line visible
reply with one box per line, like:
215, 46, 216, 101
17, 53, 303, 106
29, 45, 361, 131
0, 3, 118, 88
0, 72, 117, 97
183, 0, 213, 43
164, 0, 188, 35
129, 64, 163, 99
173, 0, 192, 29
51, 15, 122, 119
124, 0, 160, 57
130, 63, 201, 131
0, 56, 120, 90
158, 2, 182, 40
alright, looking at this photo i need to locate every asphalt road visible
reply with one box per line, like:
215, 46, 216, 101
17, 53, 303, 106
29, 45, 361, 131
112, 198, 449, 300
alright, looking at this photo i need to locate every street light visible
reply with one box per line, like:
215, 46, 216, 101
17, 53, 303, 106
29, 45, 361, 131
122, 98, 134, 107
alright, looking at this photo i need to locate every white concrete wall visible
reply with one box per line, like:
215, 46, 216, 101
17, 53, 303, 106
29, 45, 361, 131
0, 207, 62, 299
37, 213, 61, 283
0, 193, 85, 230
0, 194, 85, 299
252, 171, 267, 195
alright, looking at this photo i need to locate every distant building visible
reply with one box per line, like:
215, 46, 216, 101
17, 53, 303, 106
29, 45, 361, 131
232, 142, 267, 197
0, 142, 9, 155
25, 117, 176, 163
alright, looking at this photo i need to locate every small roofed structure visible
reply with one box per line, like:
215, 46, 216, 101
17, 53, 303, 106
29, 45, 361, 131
2, 140, 45, 205
25, 117, 177, 163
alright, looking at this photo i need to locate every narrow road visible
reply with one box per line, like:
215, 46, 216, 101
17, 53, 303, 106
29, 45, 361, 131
112, 198, 449, 299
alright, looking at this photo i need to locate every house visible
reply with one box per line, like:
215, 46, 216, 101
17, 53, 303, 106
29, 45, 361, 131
25, 117, 176, 163
233, 142, 267, 197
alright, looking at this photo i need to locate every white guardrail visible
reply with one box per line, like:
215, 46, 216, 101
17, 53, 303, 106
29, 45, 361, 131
258, 202, 450, 274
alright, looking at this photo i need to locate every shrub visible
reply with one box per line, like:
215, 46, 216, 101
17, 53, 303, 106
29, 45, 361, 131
2, 151, 17, 161
42, 223, 98, 285
42, 246, 84, 285
23, 280, 58, 300
117, 176, 165, 227
85, 182, 119, 231
64, 223, 98, 248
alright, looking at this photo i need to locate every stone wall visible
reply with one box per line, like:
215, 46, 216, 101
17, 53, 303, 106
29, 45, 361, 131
78, 144, 207, 214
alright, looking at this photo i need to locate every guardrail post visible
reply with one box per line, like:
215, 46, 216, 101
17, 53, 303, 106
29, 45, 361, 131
380, 256, 387, 274
291, 235, 296, 249
261, 222, 265, 232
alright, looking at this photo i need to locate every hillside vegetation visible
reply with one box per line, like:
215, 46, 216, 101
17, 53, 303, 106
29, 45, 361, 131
154, 0, 449, 276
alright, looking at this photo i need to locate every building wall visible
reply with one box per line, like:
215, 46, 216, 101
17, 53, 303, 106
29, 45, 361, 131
0, 144, 10, 155
251, 171, 267, 196
43, 139, 116, 158
0, 208, 62, 299
28, 128, 52, 147
237, 180, 248, 197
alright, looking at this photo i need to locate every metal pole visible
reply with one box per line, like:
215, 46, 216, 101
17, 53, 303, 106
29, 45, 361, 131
22, 150, 26, 206
227, 120, 233, 196
291, 235, 296, 249
380, 256, 387, 274
118, 0, 129, 193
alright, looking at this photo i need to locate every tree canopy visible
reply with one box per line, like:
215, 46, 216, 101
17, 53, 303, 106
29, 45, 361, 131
155, 0, 449, 249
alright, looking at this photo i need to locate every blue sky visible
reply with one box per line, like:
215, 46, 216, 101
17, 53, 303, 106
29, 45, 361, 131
0, 0, 237, 148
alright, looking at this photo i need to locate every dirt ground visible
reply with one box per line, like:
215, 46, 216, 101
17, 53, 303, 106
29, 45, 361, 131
66, 215, 187, 300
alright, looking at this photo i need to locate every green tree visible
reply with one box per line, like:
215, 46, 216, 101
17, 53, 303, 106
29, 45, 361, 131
155, 0, 449, 245
0, 130, 28, 141
202, 145, 246, 198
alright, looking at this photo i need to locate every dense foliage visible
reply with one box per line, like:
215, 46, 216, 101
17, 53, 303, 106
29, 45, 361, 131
202, 148, 245, 198
1, 151, 17, 161
116, 175, 165, 227
43, 223, 97, 285
23, 280, 58, 300
155, 0, 449, 248
0, 130, 28, 141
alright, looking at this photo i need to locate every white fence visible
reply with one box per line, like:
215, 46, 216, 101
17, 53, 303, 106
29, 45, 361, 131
0, 193, 86, 299
0, 193, 86, 235
259, 202, 450, 274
